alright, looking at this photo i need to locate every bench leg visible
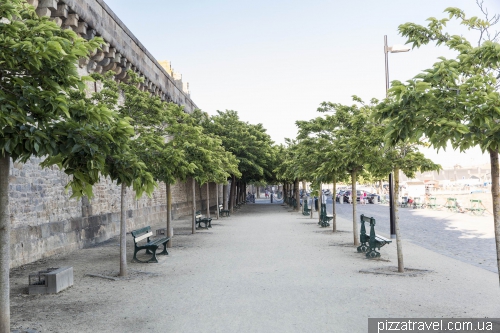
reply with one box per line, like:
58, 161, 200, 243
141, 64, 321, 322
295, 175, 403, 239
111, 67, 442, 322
356, 243, 368, 253
133, 247, 159, 263
365, 248, 381, 258
158, 241, 169, 256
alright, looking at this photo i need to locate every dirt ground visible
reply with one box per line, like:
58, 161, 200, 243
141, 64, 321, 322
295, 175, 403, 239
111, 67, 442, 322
8, 200, 500, 332
9, 217, 196, 333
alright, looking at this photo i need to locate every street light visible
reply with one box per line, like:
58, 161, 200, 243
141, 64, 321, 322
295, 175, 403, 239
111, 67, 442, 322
384, 35, 410, 239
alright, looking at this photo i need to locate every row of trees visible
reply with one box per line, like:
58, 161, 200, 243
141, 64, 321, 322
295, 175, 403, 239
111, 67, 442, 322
0, 1, 278, 331
275, 97, 439, 272
276, 5, 500, 286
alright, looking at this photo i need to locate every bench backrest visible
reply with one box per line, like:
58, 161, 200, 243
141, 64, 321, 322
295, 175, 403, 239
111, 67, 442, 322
131, 226, 152, 244
360, 214, 375, 243
360, 214, 372, 224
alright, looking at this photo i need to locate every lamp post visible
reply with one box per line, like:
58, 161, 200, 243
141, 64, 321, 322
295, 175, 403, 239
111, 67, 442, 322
384, 35, 410, 239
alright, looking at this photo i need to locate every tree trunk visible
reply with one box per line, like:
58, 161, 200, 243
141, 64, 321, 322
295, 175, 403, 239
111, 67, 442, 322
318, 182, 322, 223
332, 178, 337, 233
216, 183, 219, 219
256, 186, 260, 199
310, 194, 313, 219
119, 183, 127, 277
379, 180, 383, 195
294, 178, 300, 212
0, 154, 10, 332
166, 183, 172, 248
192, 178, 196, 234
352, 170, 359, 246
230, 175, 236, 214
235, 181, 239, 206
489, 148, 500, 285
394, 167, 404, 273
199, 183, 203, 210
206, 182, 210, 218
223, 182, 228, 210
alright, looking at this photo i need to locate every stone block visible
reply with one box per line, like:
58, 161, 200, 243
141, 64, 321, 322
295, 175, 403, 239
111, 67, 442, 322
35, 6, 51, 17
38, 0, 57, 11
40, 224, 50, 238
29, 267, 73, 294
49, 221, 64, 235
26, 0, 39, 9
63, 13, 79, 28
54, 3, 68, 18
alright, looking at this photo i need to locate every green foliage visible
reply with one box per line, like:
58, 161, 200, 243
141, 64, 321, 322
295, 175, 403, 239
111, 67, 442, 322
297, 97, 383, 181
0, 0, 119, 198
200, 110, 275, 184
379, 8, 500, 154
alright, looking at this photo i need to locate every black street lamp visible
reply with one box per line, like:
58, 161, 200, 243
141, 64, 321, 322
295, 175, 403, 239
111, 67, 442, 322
384, 35, 410, 238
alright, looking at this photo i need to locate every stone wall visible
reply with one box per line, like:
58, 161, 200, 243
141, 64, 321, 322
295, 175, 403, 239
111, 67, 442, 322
4, 0, 221, 268
9, 157, 225, 268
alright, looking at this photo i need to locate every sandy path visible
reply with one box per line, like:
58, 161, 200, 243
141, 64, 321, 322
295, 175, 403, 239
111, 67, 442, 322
9, 202, 500, 332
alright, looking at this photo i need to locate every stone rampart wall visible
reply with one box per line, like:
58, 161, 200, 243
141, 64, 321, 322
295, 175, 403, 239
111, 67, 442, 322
7, 1, 223, 268
9, 157, 224, 268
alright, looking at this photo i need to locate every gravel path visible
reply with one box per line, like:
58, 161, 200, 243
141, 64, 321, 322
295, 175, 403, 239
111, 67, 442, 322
9, 201, 500, 332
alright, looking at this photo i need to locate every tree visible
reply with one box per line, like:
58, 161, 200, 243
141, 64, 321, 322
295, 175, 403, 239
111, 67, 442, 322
295, 120, 351, 228
377, 7, 500, 281
203, 110, 274, 212
99, 71, 157, 276
0, 1, 125, 330
302, 97, 383, 246
367, 137, 440, 271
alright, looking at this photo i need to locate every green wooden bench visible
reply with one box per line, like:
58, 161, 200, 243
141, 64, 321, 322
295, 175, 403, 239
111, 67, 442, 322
303, 200, 311, 216
427, 196, 438, 210
131, 226, 170, 263
319, 203, 333, 227
218, 204, 230, 217
444, 198, 458, 212
356, 215, 391, 258
468, 199, 485, 215
412, 196, 424, 209
195, 210, 212, 229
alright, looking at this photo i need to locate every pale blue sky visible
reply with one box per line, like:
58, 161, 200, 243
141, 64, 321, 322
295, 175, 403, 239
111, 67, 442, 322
103, 0, 500, 167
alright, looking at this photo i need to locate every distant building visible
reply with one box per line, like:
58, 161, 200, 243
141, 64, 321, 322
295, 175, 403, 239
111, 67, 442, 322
399, 164, 491, 185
